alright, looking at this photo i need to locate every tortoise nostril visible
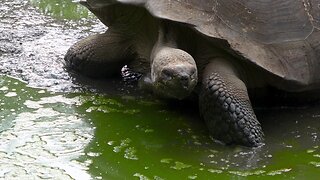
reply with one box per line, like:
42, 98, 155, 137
179, 74, 190, 88
180, 74, 189, 81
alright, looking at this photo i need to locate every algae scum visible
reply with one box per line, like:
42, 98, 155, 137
0, 0, 319, 179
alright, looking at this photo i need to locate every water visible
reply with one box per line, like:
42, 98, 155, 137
0, 0, 319, 179
0, 76, 93, 179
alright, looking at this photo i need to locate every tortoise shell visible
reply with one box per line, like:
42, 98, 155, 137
85, 0, 320, 89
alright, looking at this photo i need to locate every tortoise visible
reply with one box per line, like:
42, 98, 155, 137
65, 0, 320, 147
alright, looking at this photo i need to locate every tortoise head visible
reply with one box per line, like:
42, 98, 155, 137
151, 47, 198, 100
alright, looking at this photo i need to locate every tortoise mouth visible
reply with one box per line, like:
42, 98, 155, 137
154, 82, 195, 100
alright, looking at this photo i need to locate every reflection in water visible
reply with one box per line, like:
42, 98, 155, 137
0, 76, 93, 179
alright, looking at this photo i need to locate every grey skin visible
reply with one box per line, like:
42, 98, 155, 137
65, 0, 320, 147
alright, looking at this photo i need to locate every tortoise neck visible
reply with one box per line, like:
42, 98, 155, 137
157, 20, 179, 47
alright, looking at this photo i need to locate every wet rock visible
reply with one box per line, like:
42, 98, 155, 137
0, 0, 104, 92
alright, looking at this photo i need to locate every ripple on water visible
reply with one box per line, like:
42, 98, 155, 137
0, 76, 94, 179
0, 86, 9, 91
4, 92, 17, 97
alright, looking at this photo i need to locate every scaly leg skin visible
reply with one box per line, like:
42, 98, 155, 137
64, 30, 133, 78
199, 58, 264, 147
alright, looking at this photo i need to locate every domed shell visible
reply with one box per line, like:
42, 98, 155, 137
85, 0, 320, 88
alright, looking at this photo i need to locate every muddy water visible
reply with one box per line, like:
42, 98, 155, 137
0, 0, 319, 179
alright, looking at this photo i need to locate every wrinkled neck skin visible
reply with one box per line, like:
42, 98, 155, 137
150, 21, 178, 59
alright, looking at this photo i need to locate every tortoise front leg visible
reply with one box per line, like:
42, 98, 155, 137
65, 29, 133, 78
199, 58, 264, 146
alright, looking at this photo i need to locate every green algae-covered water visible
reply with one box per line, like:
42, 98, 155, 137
0, 0, 319, 179
1, 75, 319, 179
